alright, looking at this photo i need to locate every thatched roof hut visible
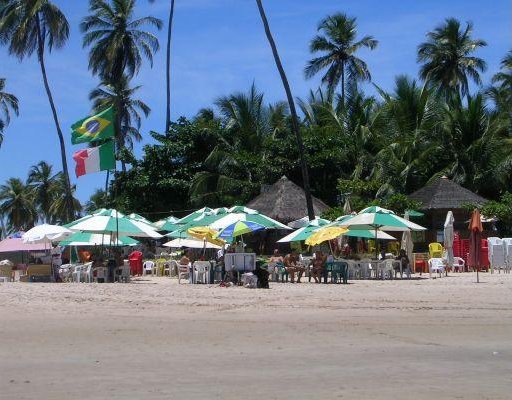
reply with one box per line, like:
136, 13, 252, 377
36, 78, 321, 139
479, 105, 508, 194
246, 176, 329, 223
408, 176, 487, 210
408, 177, 488, 249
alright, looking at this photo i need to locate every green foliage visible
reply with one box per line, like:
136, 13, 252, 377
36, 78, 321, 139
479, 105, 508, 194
479, 193, 512, 236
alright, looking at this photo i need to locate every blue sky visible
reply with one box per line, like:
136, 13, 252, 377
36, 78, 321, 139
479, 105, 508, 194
0, 0, 510, 205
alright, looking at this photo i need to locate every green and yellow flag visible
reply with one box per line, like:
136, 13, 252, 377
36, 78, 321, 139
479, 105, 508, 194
71, 106, 115, 144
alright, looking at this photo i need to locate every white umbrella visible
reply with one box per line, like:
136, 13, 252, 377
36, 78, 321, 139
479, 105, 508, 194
444, 211, 455, 268
163, 238, 222, 249
401, 211, 414, 266
22, 224, 72, 244
0, 259, 13, 266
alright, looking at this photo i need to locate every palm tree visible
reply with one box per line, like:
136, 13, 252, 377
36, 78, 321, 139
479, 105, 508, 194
0, 0, 74, 221
85, 188, 109, 214
81, 0, 163, 82
0, 178, 37, 231
488, 50, 512, 133
27, 161, 59, 223
89, 75, 151, 170
49, 174, 82, 223
165, 0, 175, 133
255, 0, 314, 220
0, 77, 19, 146
418, 18, 487, 99
304, 13, 378, 104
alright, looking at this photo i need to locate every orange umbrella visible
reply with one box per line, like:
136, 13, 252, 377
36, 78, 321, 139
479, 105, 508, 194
468, 209, 483, 282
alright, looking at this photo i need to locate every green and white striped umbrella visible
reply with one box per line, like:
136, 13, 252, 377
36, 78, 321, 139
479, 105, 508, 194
175, 207, 213, 224
153, 216, 180, 231
339, 206, 425, 232
66, 209, 162, 238
209, 206, 290, 231
127, 213, 155, 227
60, 232, 139, 247
278, 217, 331, 242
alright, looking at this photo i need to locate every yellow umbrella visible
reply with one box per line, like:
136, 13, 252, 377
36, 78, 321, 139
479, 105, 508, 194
305, 226, 348, 246
187, 227, 226, 247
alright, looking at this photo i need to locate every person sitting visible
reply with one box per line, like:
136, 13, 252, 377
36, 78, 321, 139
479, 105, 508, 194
395, 249, 411, 278
267, 249, 284, 281
311, 250, 327, 283
283, 251, 304, 283
179, 250, 191, 266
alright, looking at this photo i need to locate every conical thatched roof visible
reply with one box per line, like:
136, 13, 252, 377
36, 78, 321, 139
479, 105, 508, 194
408, 177, 487, 210
246, 176, 329, 223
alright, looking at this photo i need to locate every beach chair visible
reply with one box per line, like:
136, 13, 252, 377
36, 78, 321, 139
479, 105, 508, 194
377, 259, 394, 280
177, 263, 190, 284
193, 261, 211, 284
453, 257, 465, 272
429, 258, 445, 278
93, 266, 108, 283
116, 265, 131, 283
429, 243, 443, 259
503, 238, 512, 273
143, 260, 155, 276
487, 237, 506, 274
83, 263, 93, 283
168, 260, 178, 277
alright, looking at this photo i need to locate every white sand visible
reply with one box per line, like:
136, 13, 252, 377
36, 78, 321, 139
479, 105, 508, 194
1, 273, 512, 400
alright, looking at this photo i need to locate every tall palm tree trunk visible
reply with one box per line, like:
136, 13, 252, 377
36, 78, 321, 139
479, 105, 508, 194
36, 17, 73, 221
165, 0, 175, 133
255, 0, 315, 221
341, 61, 345, 108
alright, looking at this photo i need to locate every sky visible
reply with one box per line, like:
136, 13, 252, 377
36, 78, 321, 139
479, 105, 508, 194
0, 0, 510, 205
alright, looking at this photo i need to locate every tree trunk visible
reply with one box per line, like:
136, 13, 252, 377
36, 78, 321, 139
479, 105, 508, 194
36, 17, 74, 222
255, 0, 315, 221
341, 61, 345, 108
165, 0, 175, 133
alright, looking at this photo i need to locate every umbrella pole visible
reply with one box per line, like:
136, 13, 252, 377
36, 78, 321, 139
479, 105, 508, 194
375, 227, 378, 260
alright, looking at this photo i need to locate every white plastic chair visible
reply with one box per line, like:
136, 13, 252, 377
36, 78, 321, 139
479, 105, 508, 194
83, 263, 93, 283
177, 263, 190, 284
94, 266, 108, 283
453, 257, 465, 273
377, 259, 394, 280
429, 258, 445, 278
143, 261, 155, 276
502, 238, 512, 273
72, 264, 84, 283
193, 261, 210, 284
117, 265, 131, 283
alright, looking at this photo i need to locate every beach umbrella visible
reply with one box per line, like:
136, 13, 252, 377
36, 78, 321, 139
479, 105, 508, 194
468, 209, 483, 282
163, 238, 222, 249
59, 232, 139, 247
187, 227, 225, 247
153, 216, 180, 231
209, 206, 290, 230
444, 211, 455, 270
343, 230, 396, 240
401, 211, 414, 267
217, 221, 266, 241
287, 216, 329, 229
338, 206, 425, 259
22, 224, 72, 244
405, 209, 424, 217
279, 218, 331, 242
127, 213, 155, 227
305, 227, 348, 246
175, 207, 213, 224
66, 209, 162, 238
0, 259, 13, 266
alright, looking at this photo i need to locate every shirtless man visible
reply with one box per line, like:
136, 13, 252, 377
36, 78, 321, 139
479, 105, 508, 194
311, 250, 327, 283
284, 251, 304, 283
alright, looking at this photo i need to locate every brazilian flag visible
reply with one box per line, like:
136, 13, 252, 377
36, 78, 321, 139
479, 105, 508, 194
71, 106, 115, 144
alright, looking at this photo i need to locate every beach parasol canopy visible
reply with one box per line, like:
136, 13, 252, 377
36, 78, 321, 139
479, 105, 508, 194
401, 211, 414, 265
217, 221, 266, 241
305, 227, 348, 246
338, 206, 425, 258
127, 213, 155, 227
287, 216, 330, 229
279, 217, 331, 242
175, 207, 213, 224
153, 216, 180, 231
66, 209, 162, 238
468, 209, 483, 281
22, 224, 72, 244
163, 238, 222, 249
209, 206, 291, 231
0, 259, 14, 266
187, 227, 225, 247
59, 232, 139, 247
444, 211, 455, 268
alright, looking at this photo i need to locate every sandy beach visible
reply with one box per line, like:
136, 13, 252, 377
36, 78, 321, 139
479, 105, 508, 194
1, 273, 512, 400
